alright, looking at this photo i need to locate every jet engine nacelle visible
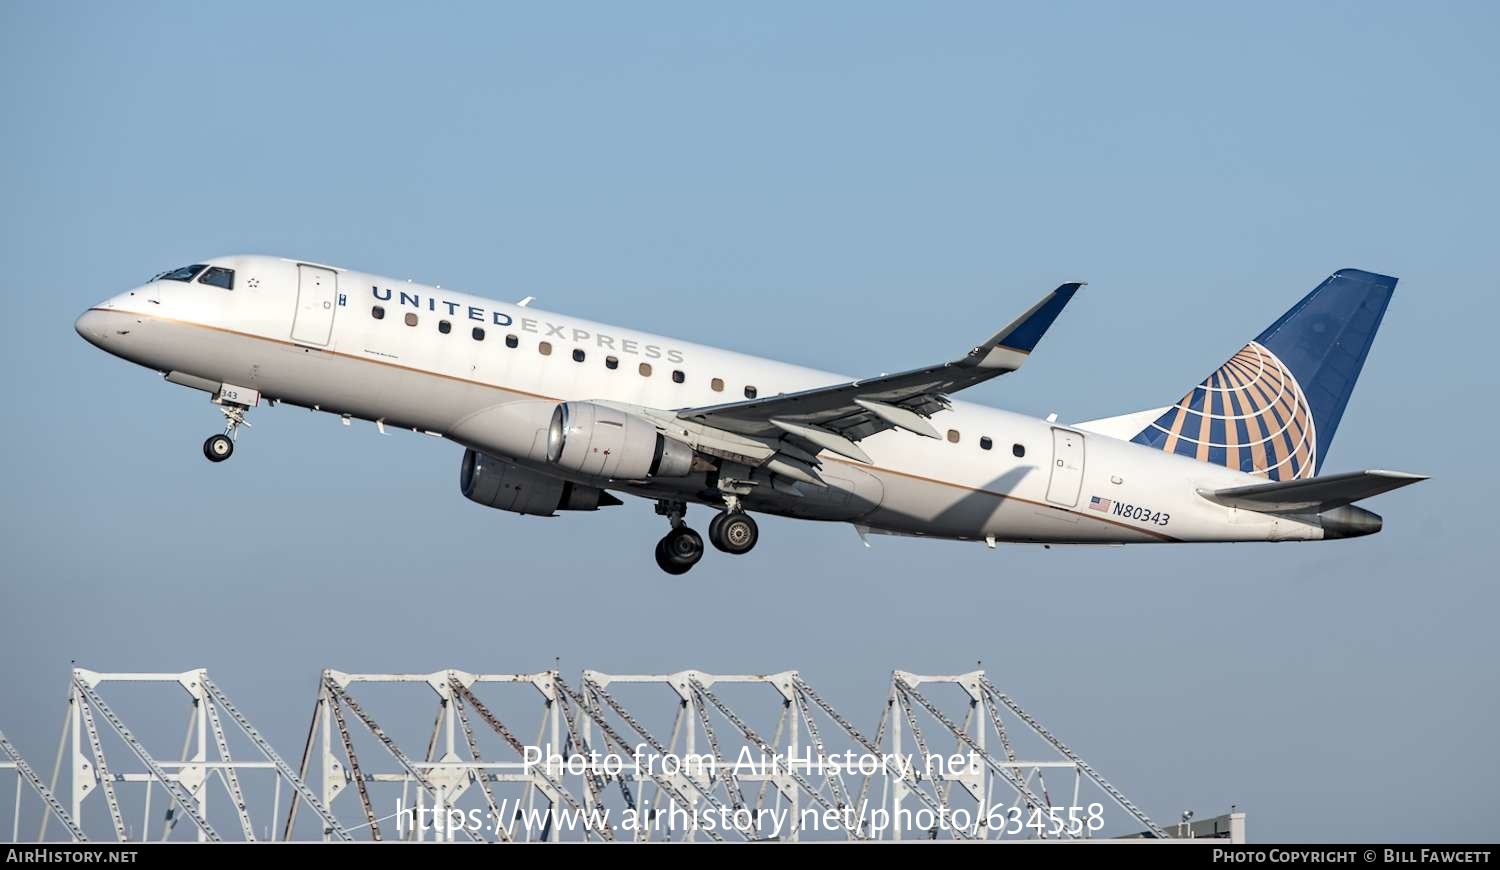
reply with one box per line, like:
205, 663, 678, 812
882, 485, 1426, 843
460, 449, 621, 516
546, 402, 694, 480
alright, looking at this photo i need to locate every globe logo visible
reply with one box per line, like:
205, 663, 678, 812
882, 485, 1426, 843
1143, 341, 1316, 481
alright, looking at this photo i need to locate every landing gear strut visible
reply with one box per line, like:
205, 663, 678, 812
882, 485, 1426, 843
203, 401, 251, 464
653, 500, 703, 575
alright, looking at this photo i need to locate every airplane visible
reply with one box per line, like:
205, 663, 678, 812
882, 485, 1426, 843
75, 257, 1426, 574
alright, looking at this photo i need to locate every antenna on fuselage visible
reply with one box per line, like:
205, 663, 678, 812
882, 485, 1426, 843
517, 296, 535, 307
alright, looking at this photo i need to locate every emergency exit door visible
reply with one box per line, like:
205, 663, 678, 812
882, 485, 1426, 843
291, 264, 338, 346
1046, 428, 1086, 507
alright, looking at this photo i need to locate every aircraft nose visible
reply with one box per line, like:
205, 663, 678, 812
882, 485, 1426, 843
74, 308, 111, 349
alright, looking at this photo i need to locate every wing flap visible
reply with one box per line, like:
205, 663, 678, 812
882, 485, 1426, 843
1198, 469, 1427, 513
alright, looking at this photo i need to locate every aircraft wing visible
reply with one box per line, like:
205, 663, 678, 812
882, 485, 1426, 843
674, 282, 1081, 477
1198, 469, 1428, 513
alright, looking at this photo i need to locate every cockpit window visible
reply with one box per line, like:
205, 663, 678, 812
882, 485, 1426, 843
153, 265, 207, 283
199, 267, 234, 290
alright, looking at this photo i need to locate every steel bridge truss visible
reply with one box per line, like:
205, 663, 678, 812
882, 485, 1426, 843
880, 670, 1167, 840
283, 668, 599, 842
7, 666, 1216, 842
16, 668, 343, 842
2, 729, 87, 842
288, 668, 1168, 841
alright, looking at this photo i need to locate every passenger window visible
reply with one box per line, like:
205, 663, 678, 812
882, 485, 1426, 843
980, 436, 993, 451
744, 385, 758, 399
199, 267, 234, 290
472, 327, 485, 341
1012, 443, 1025, 458
639, 362, 652, 377
711, 377, 724, 392
438, 320, 452, 334
539, 341, 552, 356
672, 370, 685, 384
947, 429, 960, 444
573, 349, 586, 363
605, 356, 619, 370
505, 334, 519, 348
371, 305, 385, 320
404, 313, 419, 327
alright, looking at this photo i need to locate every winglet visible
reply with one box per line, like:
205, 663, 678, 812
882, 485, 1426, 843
969, 282, 1083, 370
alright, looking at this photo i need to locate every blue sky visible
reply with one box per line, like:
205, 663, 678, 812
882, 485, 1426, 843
2, 1, 1497, 841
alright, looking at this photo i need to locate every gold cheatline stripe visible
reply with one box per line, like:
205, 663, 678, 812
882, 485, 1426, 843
92, 308, 1181, 542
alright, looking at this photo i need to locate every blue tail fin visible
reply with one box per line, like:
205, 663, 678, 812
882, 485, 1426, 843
1130, 269, 1396, 480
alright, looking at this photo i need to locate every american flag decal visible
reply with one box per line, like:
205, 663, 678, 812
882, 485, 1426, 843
1089, 496, 1112, 512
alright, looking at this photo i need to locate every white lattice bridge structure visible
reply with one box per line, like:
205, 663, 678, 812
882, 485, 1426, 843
0, 666, 1245, 843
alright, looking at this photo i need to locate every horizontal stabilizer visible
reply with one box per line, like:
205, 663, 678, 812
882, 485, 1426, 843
1198, 469, 1427, 513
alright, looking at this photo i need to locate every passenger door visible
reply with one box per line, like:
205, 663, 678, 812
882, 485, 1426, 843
1046, 428, 1085, 507
291, 264, 338, 346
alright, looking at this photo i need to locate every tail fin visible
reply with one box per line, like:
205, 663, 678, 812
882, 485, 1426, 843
1130, 269, 1396, 480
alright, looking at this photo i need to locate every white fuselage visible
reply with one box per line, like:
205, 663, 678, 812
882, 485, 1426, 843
75, 255, 1339, 545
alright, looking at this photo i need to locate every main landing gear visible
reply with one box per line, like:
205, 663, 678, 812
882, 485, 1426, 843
653, 500, 701, 575
708, 510, 758, 555
203, 401, 251, 463
653, 499, 759, 575
655, 526, 704, 576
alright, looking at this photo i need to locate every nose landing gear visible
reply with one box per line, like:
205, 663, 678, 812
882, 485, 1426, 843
203, 400, 252, 464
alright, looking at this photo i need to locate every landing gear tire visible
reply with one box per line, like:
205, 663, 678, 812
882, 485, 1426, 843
710, 511, 758, 555
655, 526, 704, 575
203, 434, 234, 463
205, 398, 251, 464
